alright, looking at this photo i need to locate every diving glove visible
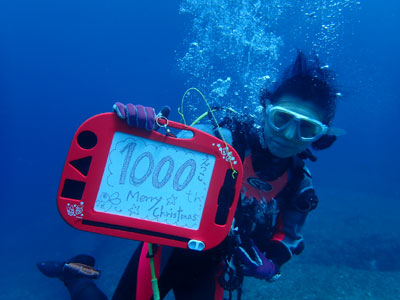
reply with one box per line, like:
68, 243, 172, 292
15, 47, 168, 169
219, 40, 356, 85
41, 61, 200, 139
235, 239, 277, 280
113, 102, 156, 131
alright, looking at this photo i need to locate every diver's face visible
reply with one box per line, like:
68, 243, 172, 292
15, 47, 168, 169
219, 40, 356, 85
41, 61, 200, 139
263, 95, 324, 158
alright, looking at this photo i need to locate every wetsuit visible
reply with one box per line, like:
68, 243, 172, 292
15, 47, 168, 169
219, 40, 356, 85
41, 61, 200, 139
110, 119, 319, 300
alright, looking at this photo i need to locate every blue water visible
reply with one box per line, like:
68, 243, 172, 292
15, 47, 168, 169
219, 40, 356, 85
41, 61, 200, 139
1, 1, 399, 299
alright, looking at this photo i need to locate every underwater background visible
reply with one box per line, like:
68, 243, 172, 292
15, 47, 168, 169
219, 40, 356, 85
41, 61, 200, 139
1, 0, 399, 299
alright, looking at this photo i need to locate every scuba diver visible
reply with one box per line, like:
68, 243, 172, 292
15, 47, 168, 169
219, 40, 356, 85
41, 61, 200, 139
37, 51, 341, 300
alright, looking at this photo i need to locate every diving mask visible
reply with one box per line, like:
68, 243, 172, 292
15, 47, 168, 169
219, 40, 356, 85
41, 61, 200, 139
266, 105, 328, 142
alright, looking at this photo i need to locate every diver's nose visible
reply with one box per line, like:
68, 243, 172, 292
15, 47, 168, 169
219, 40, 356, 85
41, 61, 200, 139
282, 123, 297, 140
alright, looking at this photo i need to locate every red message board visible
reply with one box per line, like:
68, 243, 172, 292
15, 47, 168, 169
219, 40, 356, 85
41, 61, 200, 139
57, 113, 243, 251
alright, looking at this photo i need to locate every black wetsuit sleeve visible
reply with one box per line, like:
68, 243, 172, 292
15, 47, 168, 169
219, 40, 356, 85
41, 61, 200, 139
265, 167, 318, 269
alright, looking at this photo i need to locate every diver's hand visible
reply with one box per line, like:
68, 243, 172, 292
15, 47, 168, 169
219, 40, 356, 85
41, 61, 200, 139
235, 239, 277, 280
113, 102, 156, 131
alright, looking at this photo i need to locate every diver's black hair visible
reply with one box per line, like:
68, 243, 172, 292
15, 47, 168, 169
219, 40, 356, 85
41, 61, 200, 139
260, 51, 339, 150
260, 51, 338, 126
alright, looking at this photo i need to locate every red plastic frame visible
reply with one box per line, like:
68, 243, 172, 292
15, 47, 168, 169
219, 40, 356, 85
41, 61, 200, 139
57, 113, 243, 250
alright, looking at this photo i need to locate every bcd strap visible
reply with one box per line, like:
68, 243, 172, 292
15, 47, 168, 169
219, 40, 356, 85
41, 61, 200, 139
146, 244, 159, 258
215, 169, 238, 225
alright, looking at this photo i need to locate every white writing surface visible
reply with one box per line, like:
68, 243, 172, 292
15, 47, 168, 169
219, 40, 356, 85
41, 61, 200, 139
95, 131, 216, 230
